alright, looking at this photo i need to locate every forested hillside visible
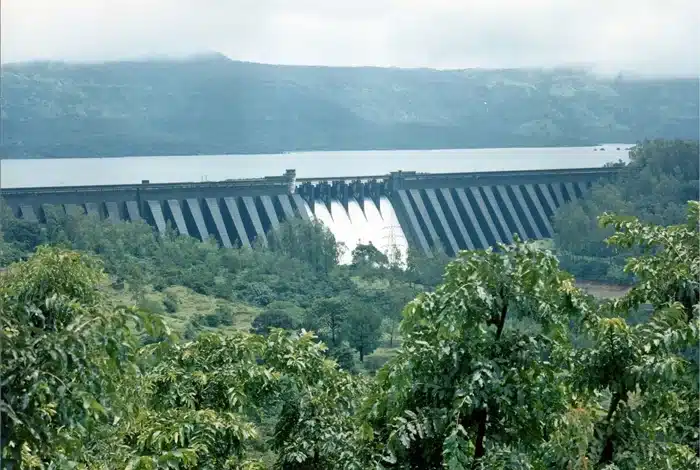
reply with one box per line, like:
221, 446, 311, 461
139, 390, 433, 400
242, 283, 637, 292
1, 53, 698, 157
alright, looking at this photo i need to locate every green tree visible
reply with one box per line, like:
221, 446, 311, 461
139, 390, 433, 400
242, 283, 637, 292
0, 237, 26, 267
116, 332, 272, 468
360, 204, 700, 468
345, 304, 383, 362
328, 344, 359, 374
405, 245, 452, 288
377, 284, 419, 347
308, 297, 349, 346
361, 239, 589, 468
569, 201, 700, 468
128, 328, 368, 469
252, 310, 296, 336
265, 330, 369, 470
268, 219, 343, 274
0, 246, 167, 467
241, 281, 275, 307
351, 243, 389, 269
0, 203, 44, 253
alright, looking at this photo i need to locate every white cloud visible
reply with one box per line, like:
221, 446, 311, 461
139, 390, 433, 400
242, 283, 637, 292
1, 0, 698, 76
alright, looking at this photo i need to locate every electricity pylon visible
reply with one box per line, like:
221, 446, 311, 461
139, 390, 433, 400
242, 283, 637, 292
382, 223, 406, 266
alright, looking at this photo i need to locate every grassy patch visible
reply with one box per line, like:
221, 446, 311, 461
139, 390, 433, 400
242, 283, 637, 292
105, 283, 261, 334
575, 281, 630, 299
350, 276, 392, 291
362, 347, 399, 374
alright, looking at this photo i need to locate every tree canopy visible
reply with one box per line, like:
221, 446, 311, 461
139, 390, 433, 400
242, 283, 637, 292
552, 139, 699, 284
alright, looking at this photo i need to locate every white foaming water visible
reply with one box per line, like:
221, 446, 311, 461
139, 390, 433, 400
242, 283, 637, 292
312, 201, 336, 236
329, 200, 357, 264
362, 201, 386, 250
304, 196, 410, 266
347, 199, 372, 247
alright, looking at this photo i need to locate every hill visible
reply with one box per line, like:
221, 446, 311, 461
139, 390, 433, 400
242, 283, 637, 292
1, 53, 698, 158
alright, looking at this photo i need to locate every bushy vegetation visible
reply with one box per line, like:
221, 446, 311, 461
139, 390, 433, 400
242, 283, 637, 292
1, 202, 698, 468
0, 201, 432, 367
552, 139, 699, 283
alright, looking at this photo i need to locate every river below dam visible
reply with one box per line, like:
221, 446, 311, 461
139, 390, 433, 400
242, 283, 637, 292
1, 144, 631, 189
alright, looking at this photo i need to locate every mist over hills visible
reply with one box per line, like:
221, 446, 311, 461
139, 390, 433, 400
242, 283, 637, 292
1, 53, 697, 158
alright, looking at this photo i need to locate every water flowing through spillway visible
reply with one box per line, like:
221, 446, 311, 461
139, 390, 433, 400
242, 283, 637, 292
301, 197, 409, 265
312, 201, 335, 234
362, 201, 386, 250
347, 199, 372, 248
329, 200, 358, 262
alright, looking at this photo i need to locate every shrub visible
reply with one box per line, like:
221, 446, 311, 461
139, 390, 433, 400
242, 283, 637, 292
193, 305, 234, 328
152, 279, 167, 292
241, 282, 275, 306
363, 352, 394, 374
214, 303, 234, 326
183, 322, 199, 340
251, 310, 295, 336
138, 298, 165, 315
163, 292, 179, 314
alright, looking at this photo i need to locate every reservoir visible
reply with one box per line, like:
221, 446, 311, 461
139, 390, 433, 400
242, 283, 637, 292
0, 144, 631, 189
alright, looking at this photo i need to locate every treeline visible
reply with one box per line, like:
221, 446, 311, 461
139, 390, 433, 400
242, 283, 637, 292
1, 203, 698, 468
551, 139, 699, 283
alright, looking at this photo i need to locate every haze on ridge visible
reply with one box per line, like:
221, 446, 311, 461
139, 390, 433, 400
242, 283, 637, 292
2, 0, 698, 77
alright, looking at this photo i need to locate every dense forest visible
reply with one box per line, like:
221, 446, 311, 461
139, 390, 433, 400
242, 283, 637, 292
1, 54, 698, 157
1, 140, 698, 468
552, 139, 699, 283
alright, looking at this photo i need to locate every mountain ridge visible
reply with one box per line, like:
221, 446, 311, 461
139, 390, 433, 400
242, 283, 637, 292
1, 55, 697, 158
6, 53, 693, 77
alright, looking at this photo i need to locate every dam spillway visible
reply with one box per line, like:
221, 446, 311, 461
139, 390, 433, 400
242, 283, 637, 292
1, 167, 619, 262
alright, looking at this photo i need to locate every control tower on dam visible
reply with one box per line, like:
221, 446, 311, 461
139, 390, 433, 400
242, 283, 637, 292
1, 167, 619, 260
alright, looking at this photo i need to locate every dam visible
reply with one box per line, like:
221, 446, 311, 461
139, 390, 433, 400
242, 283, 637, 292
1, 167, 619, 262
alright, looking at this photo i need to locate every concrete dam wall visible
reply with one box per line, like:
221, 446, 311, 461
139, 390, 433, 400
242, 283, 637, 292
2, 167, 619, 262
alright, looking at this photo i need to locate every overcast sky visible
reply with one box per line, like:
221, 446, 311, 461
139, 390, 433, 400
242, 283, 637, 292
2, 0, 698, 76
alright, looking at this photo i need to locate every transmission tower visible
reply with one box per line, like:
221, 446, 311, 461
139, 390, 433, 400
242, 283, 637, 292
382, 223, 406, 266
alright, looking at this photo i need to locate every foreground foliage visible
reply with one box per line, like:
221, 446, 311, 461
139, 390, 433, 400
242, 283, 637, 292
0, 248, 169, 467
1, 203, 698, 469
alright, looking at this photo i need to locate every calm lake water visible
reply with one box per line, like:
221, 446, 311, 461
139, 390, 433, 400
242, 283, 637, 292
1, 144, 631, 189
